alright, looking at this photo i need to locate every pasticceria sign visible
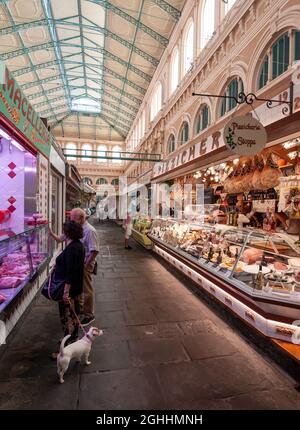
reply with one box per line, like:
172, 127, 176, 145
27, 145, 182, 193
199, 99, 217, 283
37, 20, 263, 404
0, 62, 50, 158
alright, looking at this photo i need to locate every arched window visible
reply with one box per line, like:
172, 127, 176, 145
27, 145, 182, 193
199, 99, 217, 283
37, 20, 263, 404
81, 143, 92, 161
167, 134, 176, 154
97, 145, 107, 163
65, 142, 77, 160
195, 104, 210, 135
183, 20, 194, 75
179, 122, 189, 146
83, 177, 92, 185
150, 82, 162, 121
111, 178, 119, 186
112, 145, 122, 164
224, 0, 236, 14
201, 0, 215, 49
96, 178, 108, 185
258, 55, 269, 89
257, 31, 300, 90
220, 77, 244, 116
170, 47, 179, 95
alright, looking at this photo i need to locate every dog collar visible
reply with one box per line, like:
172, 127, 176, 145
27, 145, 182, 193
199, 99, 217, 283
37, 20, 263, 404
85, 333, 93, 343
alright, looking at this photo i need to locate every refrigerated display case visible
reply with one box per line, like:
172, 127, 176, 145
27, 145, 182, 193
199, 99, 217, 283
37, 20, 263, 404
0, 225, 50, 315
148, 219, 300, 343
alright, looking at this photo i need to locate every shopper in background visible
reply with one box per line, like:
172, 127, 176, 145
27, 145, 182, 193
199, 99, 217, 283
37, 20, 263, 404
123, 212, 132, 250
50, 208, 99, 326
51, 221, 85, 359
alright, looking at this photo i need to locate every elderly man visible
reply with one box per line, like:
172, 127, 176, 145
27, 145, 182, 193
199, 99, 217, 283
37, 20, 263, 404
50, 208, 99, 326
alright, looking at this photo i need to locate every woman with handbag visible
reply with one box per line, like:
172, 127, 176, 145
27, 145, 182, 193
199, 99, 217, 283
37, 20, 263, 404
51, 221, 85, 359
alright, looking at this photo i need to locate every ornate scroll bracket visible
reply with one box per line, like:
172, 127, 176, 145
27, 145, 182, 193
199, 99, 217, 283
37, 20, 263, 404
192, 82, 294, 116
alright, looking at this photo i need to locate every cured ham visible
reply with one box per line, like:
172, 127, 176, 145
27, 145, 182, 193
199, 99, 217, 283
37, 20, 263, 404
260, 154, 281, 189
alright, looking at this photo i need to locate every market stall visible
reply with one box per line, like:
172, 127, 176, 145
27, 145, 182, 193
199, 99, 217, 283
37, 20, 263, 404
149, 105, 300, 349
0, 63, 52, 346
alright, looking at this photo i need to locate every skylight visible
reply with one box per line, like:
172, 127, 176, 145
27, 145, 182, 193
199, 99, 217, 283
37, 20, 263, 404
71, 97, 101, 114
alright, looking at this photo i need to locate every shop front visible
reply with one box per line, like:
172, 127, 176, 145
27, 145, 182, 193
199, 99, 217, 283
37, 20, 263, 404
149, 85, 300, 356
0, 63, 52, 347
50, 142, 66, 254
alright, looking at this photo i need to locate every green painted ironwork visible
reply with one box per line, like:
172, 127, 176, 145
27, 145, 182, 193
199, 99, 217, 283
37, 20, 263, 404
88, 0, 168, 46
0, 17, 159, 66
41, 0, 71, 109
34, 93, 135, 121
62, 147, 161, 162
153, 0, 181, 20
102, 65, 146, 95
2, 4, 59, 122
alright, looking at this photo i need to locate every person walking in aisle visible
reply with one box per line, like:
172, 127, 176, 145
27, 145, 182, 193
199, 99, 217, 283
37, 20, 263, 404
50, 208, 99, 326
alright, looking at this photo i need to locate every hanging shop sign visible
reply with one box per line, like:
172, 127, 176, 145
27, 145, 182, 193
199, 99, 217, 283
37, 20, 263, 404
0, 62, 50, 158
153, 129, 225, 178
223, 116, 267, 156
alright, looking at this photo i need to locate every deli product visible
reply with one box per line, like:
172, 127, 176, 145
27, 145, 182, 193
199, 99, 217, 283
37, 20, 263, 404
260, 155, 280, 189
0, 277, 22, 289
274, 261, 288, 271
241, 248, 263, 264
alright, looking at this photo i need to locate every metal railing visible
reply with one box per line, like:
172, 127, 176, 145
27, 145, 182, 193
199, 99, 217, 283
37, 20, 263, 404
62, 148, 161, 162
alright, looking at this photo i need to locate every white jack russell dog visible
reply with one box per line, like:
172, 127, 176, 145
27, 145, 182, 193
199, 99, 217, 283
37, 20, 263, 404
57, 327, 103, 383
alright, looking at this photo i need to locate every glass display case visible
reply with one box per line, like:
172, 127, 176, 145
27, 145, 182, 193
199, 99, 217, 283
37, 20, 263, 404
148, 219, 300, 304
0, 225, 50, 313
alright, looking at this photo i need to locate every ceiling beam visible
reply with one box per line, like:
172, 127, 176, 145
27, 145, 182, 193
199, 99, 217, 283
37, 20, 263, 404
7, 37, 151, 83
83, 34, 152, 82
152, 0, 181, 20
50, 112, 73, 129
99, 114, 126, 138
87, 0, 168, 46
30, 83, 138, 113
2, 3, 59, 122
41, 0, 71, 109
0, 17, 159, 66
103, 65, 146, 95
33, 93, 130, 120
113, 0, 144, 128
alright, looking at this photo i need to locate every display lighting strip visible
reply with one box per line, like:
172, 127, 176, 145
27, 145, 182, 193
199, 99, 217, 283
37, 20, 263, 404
0, 127, 25, 151
153, 244, 299, 344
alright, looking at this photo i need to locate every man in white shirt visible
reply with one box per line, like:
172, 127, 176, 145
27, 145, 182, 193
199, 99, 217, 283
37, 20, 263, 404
50, 208, 99, 326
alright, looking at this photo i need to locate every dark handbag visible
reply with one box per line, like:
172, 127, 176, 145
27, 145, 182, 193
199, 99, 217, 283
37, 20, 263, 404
41, 268, 65, 301
92, 261, 98, 275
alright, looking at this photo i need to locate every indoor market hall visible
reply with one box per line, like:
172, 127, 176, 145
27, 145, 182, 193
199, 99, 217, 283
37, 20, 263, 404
0, 0, 300, 416
0, 220, 300, 410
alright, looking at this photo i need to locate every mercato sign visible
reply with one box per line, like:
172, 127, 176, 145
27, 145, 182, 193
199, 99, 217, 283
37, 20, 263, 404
0, 63, 50, 157
153, 129, 225, 178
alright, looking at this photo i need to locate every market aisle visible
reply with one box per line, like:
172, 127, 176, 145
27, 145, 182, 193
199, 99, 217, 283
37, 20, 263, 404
0, 221, 300, 410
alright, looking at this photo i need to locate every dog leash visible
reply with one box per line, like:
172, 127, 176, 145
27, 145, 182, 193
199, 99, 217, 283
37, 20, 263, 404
68, 300, 87, 335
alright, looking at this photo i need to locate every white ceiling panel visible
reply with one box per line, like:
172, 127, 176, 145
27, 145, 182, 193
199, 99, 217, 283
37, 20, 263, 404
51, 0, 78, 19
81, 2, 105, 28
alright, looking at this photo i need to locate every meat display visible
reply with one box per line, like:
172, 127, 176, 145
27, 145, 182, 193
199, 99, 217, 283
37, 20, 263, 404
260, 155, 281, 189
0, 277, 22, 289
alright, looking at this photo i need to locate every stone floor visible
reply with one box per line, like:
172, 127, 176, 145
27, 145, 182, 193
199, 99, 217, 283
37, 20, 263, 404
0, 220, 300, 410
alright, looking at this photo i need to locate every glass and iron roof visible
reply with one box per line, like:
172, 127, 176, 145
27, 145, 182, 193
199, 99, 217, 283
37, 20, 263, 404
0, 0, 184, 140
